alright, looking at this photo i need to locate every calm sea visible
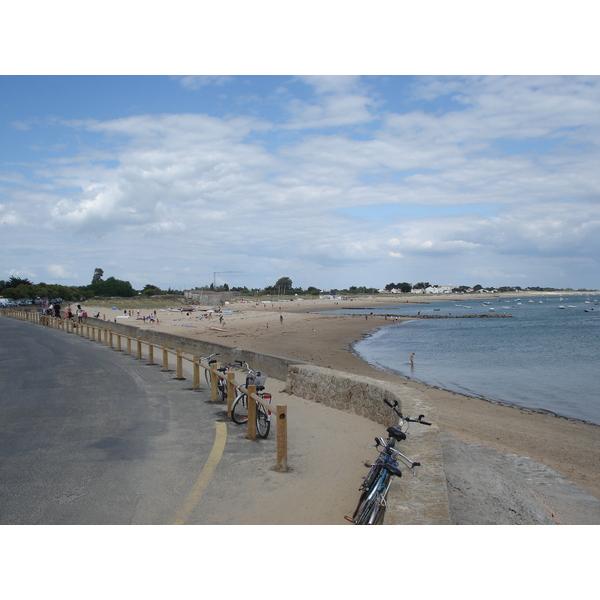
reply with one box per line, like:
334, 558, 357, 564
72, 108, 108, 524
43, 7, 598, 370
323, 295, 600, 425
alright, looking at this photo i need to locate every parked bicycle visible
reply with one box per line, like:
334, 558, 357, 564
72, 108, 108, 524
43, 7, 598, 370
344, 398, 431, 525
200, 353, 221, 387
230, 361, 272, 439
200, 353, 238, 402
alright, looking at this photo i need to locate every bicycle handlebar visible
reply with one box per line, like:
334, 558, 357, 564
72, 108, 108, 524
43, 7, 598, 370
383, 398, 431, 426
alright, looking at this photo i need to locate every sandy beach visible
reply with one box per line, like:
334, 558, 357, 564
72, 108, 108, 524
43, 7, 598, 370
83, 293, 600, 501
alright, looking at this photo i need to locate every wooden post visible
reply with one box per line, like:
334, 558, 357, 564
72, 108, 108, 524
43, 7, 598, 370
276, 404, 288, 472
227, 372, 236, 418
86, 324, 90, 339
148, 342, 154, 365
193, 356, 200, 389
104, 328, 109, 346
176, 349, 185, 379
116, 331, 122, 352
137, 337, 142, 360
126, 335, 131, 355
246, 385, 257, 439
109, 330, 113, 348
162, 344, 169, 371
210, 363, 218, 402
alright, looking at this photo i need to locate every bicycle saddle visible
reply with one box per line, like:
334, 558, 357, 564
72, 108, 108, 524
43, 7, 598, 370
381, 463, 403, 477
386, 427, 406, 442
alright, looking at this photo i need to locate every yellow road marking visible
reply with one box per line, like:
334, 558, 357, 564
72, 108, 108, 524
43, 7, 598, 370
172, 421, 227, 525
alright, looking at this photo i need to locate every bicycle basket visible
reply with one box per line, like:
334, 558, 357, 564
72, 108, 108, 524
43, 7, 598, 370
246, 371, 267, 387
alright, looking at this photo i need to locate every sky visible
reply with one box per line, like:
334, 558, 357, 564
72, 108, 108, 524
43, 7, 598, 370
1, 7, 599, 293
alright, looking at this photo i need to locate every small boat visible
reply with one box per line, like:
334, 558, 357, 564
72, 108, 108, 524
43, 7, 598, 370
559, 305, 565, 309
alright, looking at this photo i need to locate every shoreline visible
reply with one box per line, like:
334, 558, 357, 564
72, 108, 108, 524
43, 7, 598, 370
348, 331, 599, 429
80, 292, 600, 501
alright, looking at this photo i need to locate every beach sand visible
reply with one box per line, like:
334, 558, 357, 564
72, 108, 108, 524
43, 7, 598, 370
83, 293, 600, 502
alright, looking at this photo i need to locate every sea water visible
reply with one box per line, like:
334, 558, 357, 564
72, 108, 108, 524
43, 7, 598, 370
322, 295, 600, 425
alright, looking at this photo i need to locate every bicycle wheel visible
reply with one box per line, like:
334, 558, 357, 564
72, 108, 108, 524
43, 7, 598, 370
355, 472, 386, 524
231, 393, 248, 424
349, 464, 380, 522
218, 380, 227, 403
371, 501, 386, 525
256, 403, 271, 438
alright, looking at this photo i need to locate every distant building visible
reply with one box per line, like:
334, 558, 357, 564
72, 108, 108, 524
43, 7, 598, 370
184, 289, 239, 305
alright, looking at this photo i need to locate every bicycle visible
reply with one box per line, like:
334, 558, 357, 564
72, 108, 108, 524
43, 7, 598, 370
344, 398, 431, 525
200, 353, 221, 387
200, 354, 239, 402
230, 361, 272, 439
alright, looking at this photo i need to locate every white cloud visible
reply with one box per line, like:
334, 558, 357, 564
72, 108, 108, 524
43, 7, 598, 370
2, 75, 599, 290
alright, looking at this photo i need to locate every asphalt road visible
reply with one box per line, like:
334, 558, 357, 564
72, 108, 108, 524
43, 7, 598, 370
0, 316, 229, 525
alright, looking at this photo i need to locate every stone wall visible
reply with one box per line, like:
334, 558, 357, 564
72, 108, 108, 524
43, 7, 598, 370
286, 364, 413, 427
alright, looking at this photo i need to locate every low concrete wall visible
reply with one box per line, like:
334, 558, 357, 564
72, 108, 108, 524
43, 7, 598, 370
87, 317, 308, 381
286, 364, 411, 428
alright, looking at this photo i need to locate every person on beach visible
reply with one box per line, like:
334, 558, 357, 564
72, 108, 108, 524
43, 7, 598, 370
280, 315, 283, 324
410, 352, 415, 365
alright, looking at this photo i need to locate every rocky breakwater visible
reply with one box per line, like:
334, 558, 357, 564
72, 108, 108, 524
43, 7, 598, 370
388, 313, 513, 319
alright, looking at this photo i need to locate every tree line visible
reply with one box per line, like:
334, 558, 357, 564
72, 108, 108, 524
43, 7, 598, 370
0, 268, 183, 302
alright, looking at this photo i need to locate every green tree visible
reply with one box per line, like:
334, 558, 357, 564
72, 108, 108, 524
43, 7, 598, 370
90, 276, 135, 297
142, 284, 161, 296
275, 277, 293, 294
91, 268, 104, 285
6, 276, 33, 288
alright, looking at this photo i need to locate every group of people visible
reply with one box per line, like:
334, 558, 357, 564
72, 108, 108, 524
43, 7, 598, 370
43, 302, 87, 323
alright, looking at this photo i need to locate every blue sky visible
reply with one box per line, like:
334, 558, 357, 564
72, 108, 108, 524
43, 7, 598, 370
1, 7, 599, 292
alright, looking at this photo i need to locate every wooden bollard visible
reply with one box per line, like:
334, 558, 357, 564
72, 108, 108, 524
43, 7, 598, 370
148, 342, 154, 365
246, 385, 257, 439
116, 331, 122, 352
86, 324, 90, 339
162, 344, 169, 371
109, 331, 113, 348
104, 328, 109, 346
193, 355, 200, 390
126, 335, 131, 355
276, 404, 288, 472
176, 350, 184, 380
137, 337, 142, 360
